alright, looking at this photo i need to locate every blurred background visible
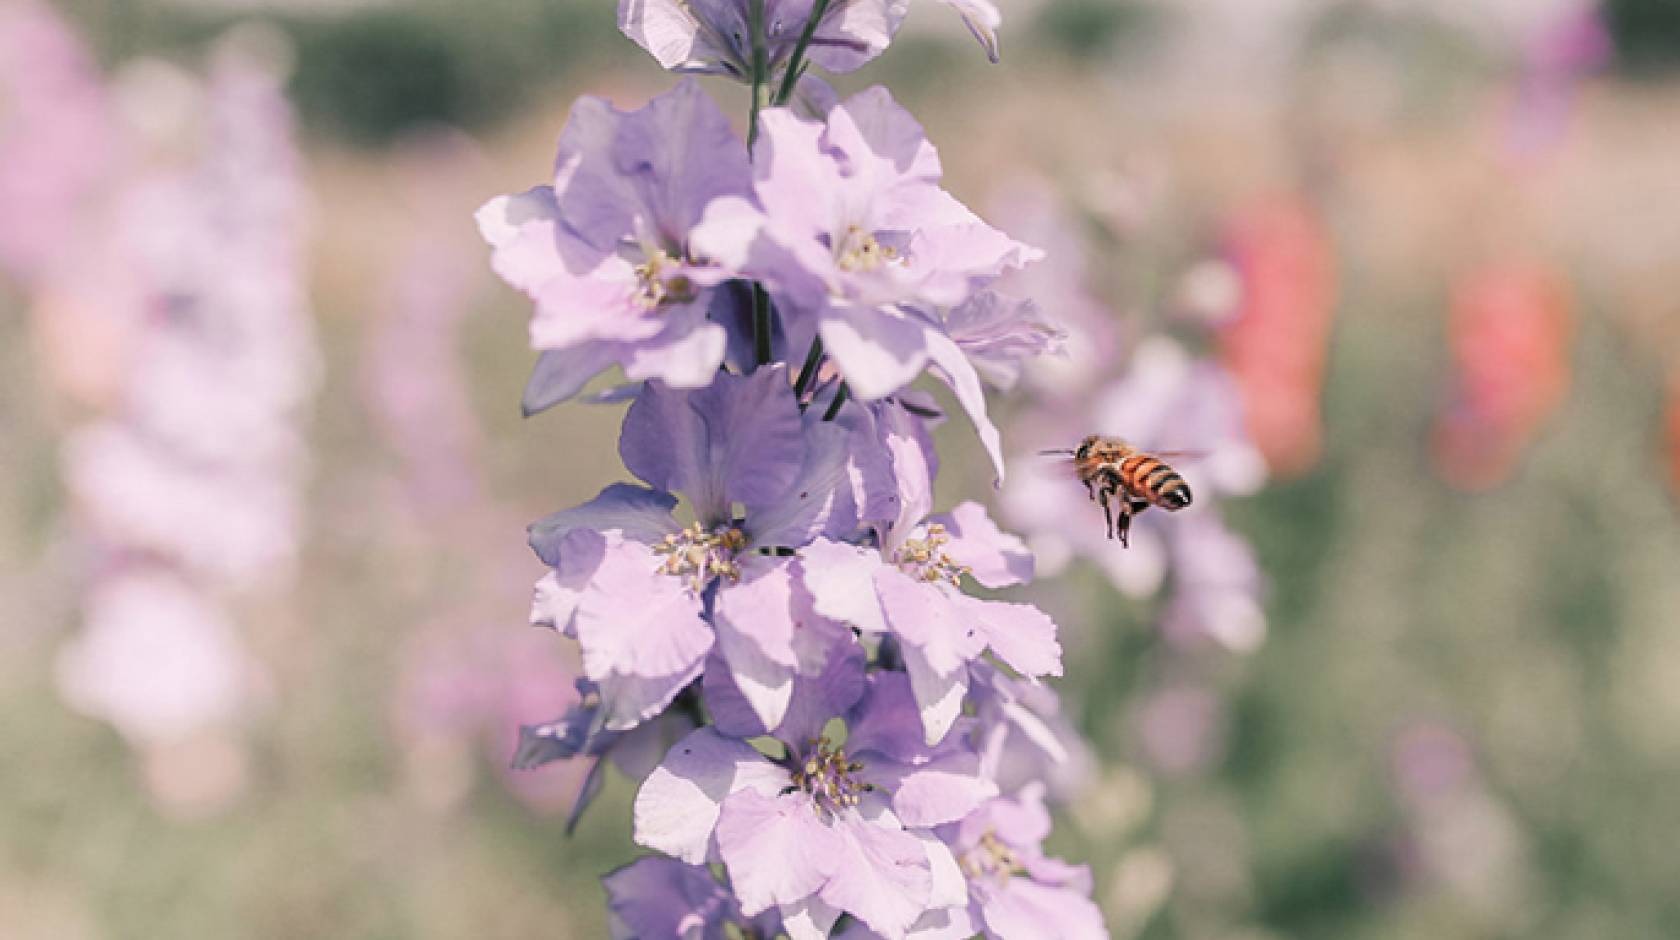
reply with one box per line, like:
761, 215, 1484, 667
4, 0, 1680, 937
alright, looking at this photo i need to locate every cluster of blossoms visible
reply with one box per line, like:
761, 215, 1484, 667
480, 2, 1107, 936
1, 8, 318, 811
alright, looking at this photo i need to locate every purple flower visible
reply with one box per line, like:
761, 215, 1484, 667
694, 87, 1041, 478
527, 367, 860, 732
798, 403, 1061, 743
944, 290, 1066, 392
618, 0, 1004, 81
477, 80, 752, 412
620, 0, 906, 79
633, 667, 989, 938
1157, 508, 1266, 652
603, 856, 780, 939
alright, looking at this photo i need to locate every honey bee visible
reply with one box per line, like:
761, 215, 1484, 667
1042, 435, 1194, 547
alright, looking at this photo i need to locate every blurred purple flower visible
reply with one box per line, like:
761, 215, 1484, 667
988, 176, 1120, 395
0, 0, 113, 283
696, 87, 1041, 478
527, 367, 858, 732
477, 80, 752, 411
55, 566, 265, 747
1003, 336, 1265, 604
364, 131, 488, 515
634, 668, 988, 938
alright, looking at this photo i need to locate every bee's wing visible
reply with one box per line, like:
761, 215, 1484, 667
1149, 449, 1209, 459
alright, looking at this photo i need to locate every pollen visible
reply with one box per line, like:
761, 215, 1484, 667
834, 225, 901, 273
892, 523, 971, 587
633, 248, 699, 309
790, 736, 871, 818
652, 522, 747, 592
959, 830, 1026, 885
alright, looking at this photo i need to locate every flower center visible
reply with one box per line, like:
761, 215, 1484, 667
834, 225, 901, 273
959, 830, 1026, 885
790, 736, 870, 817
652, 522, 746, 592
633, 248, 699, 309
892, 523, 971, 587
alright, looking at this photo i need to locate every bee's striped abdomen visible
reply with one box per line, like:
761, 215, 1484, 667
1121, 454, 1193, 511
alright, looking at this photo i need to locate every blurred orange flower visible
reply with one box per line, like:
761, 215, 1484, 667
1217, 195, 1338, 478
1666, 373, 1680, 498
1432, 261, 1574, 490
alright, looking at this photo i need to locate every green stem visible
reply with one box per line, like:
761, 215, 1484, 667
774, 0, 833, 106
821, 381, 850, 421
792, 336, 825, 402
751, 283, 773, 367
747, 0, 770, 150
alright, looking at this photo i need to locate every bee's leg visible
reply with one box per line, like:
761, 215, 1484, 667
1115, 506, 1132, 547
1098, 488, 1115, 539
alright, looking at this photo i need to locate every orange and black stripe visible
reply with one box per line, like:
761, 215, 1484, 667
1121, 455, 1193, 510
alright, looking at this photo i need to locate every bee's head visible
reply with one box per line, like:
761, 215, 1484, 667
1075, 435, 1099, 460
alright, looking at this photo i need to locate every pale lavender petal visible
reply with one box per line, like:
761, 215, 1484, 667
551, 82, 749, 251
801, 538, 890, 636
716, 788, 841, 916
936, 0, 1002, 63
771, 639, 867, 746
780, 895, 843, 940
872, 568, 978, 674
820, 306, 932, 402
804, 0, 909, 74
943, 290, 1065, 390
602, 856, 735, 940
618, 0, 744, 75
826, 85, 941, 183
925, 317, 1005, 484
876, 398, 937, 548
917, 830, 970, 910
528, 483, 678, 564
979, 880, 1108, 940
572, 536, 713, 729
829, 404, 901, 536
901, 640, 969, 747
964, 595, 1062, 680
521, 344, 622, 415
530, 557, 593, 635
818, 800, 934, 938
747, 419, 854, 548
705, 638, 865, 743
841, 671, 926, 766
634, 727, 788, 864
874, 749, 998, 828
620, 367, 804, 524
711, 558, 806, 729
931, 500, 1032, 589
618, 302, 730, 389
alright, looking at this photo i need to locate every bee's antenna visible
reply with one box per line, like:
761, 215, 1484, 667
1038, 448, 1077, 457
